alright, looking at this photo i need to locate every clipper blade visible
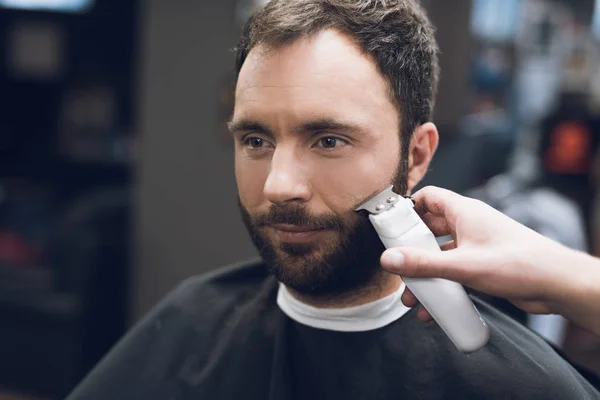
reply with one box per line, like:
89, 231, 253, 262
354, 185, 402, 214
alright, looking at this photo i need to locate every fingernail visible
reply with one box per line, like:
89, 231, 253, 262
381, 250, 405, 268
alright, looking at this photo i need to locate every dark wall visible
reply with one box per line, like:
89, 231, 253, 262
133, 0, 258, 320
425, 0, 473, 134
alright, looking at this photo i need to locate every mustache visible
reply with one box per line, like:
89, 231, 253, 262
251, 204, 348, 230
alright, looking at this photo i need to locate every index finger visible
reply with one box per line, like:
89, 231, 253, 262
411, 186, 464, 219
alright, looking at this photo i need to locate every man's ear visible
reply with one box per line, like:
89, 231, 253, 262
407, 122, 439, 193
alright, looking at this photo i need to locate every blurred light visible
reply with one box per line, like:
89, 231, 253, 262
592, 0, 600, 39
0, 0, 93, 13
471, 0, 522, 42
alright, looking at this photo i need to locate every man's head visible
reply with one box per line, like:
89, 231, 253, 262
230, 0, 440, 297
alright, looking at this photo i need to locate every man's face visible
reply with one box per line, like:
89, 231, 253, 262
231, 30, 404, 296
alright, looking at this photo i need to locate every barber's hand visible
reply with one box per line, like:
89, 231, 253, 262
380, 186, 572, 321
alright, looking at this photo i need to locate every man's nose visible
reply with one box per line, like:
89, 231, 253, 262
263, 147, 311, 205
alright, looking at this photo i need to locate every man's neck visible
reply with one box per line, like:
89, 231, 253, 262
286, 270, 403, 309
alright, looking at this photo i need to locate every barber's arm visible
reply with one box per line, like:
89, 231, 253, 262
380, 186, 600, 336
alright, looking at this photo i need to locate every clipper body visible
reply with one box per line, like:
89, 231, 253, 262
356, 186, 490, 353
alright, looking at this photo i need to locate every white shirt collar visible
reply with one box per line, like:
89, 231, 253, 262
277, 282, 411, 332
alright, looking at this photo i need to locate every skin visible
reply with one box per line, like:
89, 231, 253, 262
380, 186, 600, 336
230, 29, 438, 308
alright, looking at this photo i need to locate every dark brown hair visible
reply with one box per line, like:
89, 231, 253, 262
234, 0, 439, 158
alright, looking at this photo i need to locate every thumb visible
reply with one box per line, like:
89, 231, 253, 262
380, 247, 467, 282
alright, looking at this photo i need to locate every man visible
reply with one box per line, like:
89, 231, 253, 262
67, 1, 600, 399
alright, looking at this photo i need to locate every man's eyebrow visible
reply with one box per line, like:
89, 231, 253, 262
227, 117, 365, 137
227, 119, 274, 137
292, 118, 364, 135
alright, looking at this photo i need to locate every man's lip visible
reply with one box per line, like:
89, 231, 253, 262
270, 224, 327, 244
270, 224, 322, 233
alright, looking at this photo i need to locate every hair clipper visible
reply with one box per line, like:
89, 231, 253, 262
355, 185, 490, 353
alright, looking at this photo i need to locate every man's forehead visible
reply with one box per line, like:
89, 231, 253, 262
235, 34, 397, 123
236, 29, 387, 94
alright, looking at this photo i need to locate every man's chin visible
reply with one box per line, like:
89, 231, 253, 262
263, 244, 378, 296
278, 242, 315, 257
268, 260, 338, 295
271, 243, 330, 276
260, 244, 336, 293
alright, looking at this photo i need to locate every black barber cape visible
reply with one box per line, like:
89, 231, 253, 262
67, 260, 600, 400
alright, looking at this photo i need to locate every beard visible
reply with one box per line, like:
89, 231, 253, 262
240, 202, 385, 296
240, 161, 408, 297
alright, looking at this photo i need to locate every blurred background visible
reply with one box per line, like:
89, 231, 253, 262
0, 0, 599, 398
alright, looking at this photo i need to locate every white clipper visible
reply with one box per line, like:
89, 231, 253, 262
355, 185, 490, 353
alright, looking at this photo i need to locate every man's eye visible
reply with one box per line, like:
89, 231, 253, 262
243, 136, 268, 149
316, 137, 346, 149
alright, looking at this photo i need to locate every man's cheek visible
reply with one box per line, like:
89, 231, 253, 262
319, 158, 396, 199
237, 168, 268, 207
313, 166, 363, 199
